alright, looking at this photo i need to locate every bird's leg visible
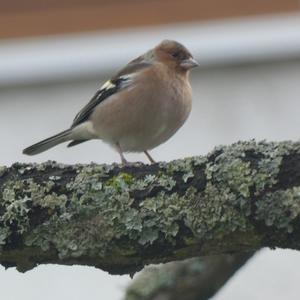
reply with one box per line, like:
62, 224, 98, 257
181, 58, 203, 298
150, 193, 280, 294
116, 142, 128, 164
144, 150, 156, 164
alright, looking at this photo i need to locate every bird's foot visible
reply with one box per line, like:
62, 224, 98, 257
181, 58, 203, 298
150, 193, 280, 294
144, 151, 156, 164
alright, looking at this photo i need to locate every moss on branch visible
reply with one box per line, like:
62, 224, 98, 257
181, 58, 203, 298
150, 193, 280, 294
0, 140, 300, 274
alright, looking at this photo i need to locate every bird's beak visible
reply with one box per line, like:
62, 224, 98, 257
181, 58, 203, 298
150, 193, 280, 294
180, 57, 199, 70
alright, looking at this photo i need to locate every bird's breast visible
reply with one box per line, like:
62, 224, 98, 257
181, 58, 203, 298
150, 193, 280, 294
91, 70, 192, 152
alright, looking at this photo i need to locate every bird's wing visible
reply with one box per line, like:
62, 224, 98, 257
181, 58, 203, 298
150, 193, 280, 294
71, 61, 151, 128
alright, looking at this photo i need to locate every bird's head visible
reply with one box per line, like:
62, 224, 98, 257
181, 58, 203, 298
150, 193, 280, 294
154, 39, 199, 72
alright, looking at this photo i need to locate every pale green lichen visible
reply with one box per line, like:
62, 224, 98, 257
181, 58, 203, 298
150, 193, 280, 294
0, 166, 7, 177
22, 166, 138, 258
166, 157, 195, 173
166, 156, 207, 185
21, 160, 189, 258
0, 227, 10, 246
255, 187, 300, 233
1, 140, 300, 268
1, 180, 31, 234
1, 197, 30, 233
131, 174, 156, 190
182, 171, 194, 183
152, 175, 176, 191
204, 141, 288, 215
206, 157, 253, 198
139, 192, 185, 244
184, 140, 299, 243
185, 183, 250, 240
48, 175, 61, 181
130, 173, 176, 192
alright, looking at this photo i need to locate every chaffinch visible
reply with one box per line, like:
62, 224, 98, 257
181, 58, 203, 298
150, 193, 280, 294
23, 40, 198, 163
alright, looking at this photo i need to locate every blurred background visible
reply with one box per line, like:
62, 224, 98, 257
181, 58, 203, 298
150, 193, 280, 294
1, 0, 300, 299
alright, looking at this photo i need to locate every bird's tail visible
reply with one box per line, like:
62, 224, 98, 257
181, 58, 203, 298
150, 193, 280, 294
23, 129, 73, 155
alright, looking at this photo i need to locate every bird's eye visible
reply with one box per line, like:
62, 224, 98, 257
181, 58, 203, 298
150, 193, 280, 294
171, 52, 180, 59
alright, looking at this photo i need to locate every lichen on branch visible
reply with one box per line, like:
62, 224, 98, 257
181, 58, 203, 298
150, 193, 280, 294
0, 140, 300, 274
125, 252, 254, 300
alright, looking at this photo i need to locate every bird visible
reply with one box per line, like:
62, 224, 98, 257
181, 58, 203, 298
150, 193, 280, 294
23, 40, 198, 164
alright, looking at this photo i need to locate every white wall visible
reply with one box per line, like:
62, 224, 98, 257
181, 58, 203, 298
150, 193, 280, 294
2, 59, 300, 164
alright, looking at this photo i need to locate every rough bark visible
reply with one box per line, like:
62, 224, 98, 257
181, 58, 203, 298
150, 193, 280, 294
0, 140, 300, 274
125, 252, 255, 300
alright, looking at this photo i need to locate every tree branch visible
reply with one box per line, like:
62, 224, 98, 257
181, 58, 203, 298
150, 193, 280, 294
0, 140, 300, 274
124, 252, 255, 300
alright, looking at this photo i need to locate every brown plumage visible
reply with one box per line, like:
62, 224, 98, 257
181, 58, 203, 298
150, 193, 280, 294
23, 40, 198, 163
